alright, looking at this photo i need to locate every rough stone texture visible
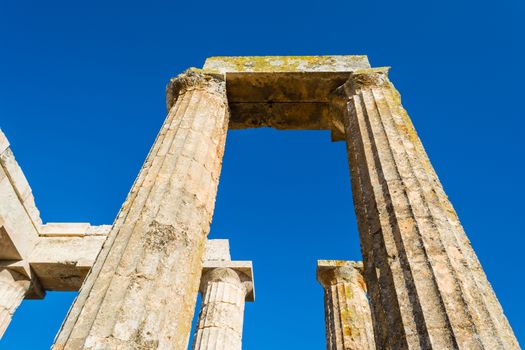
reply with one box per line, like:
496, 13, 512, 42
0, 130, 42, 229
203, 240, 231, 262
339, 67, 520, 349
192, 267, 253, 350
39, 223, 111, 237
0, 133, 41, 263
166, 57, 371, 139
29, 235, 107, 291
0, 269, 30, 339
0, 129, 44, 303
202, 55, 370, 74
317, 260, 375, 350
0, 56, 519, 349
53, 70, 229, 350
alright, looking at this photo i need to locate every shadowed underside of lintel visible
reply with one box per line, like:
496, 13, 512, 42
168, 56, 371, 137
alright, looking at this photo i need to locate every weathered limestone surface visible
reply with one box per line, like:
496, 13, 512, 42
0, 130, 41, 266
29, 233, 108, 291
192, 267, 253, 350
53, 70, 229, 350
1, 56, 519, 349
0, 130, 42, 232
0, 270, 30, 339
0, 129, 44, 336
339, 67, 520, 349
191, 240, 254, 350
1, 129, 112, 294
202, 55, 370, 74
317, 260, 375, 350
167, 56, 371, 137
203, 239, 231, 262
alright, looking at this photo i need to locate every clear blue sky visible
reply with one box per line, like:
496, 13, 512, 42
0, 0, 523, 348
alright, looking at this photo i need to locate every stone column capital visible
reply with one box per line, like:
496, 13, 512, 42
54, 67, 230, 349
343, 67, 391, 95
166, 69, 226, 111
316, 260, 365, 290
200, 262, 254, 302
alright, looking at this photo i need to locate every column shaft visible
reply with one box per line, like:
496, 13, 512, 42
0, 270, 30, 339
53, 71, 230, 350
317, 261, 375, 350
192, 268, 248, 350
340, 68, 519, 349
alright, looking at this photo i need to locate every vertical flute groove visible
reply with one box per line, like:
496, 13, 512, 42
54, 71, 229, 350
192, 268, 248, 350
317, 261, 375, 350
340, 67, 520, 349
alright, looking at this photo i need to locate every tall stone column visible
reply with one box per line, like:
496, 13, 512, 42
0, 269, 30, 339
317, 260, 375, 350
53, 70, 230, 350
191, 267, 253, 350
338, 67, 520, 349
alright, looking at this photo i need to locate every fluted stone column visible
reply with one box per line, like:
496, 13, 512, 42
337, 67, 520, 349
0, 269, 30, 339
192, 267, 253, 350
53, 70, 230, 350
317, 260, 375, 350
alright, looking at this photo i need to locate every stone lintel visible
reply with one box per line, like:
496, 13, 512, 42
202, 260, 255, 302
167, 56, 373, 138
39, 223, 111, 237
28, 234, 107, 292
0, 237, 245, 298
203, 55, 370, 74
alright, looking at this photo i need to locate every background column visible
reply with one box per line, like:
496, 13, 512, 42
317, 260, 375, 350
53, 70, 230, 350
192, 266, 254, 350
339, 67, 520, 349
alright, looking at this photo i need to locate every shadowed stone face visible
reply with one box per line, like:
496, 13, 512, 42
166, 56, 372, 139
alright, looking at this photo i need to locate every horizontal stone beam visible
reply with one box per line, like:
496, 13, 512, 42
27, 231, 230, 294
165, 56, 371, 140
28, 232, 108, 292
39, 223, 111, 237
202, 55, 371, 74
0, 130, 247, 302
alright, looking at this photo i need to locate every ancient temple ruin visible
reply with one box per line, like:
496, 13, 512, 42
0, 56, 520, 349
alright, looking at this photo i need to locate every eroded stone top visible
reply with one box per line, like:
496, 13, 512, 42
317, 260, 365, 289
203, 55, 370, 74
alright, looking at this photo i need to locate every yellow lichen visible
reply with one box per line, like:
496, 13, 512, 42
203, 55, 369, 73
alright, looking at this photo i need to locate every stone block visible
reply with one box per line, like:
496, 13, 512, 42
204, 239, 231, 261
203, 55, 370, 74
